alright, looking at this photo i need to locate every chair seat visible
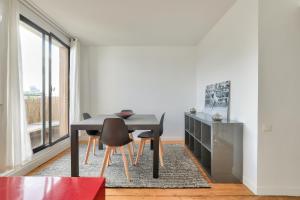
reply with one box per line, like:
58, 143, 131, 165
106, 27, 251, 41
137, 131, 154, 138
87, 130, 101, 136
121, 138, 133, 146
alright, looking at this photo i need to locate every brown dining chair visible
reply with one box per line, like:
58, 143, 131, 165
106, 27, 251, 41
99, 118, 134, 181
82, 113, 101, 164
121, 109, 136, 153
135, 113, 165, 167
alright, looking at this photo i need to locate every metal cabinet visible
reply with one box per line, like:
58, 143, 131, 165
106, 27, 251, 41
185, 112, 243, 183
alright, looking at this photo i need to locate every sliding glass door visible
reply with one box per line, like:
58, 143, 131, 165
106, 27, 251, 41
20, 21, 45, 149
50, 36, 69, 143
20, 15, 70, 153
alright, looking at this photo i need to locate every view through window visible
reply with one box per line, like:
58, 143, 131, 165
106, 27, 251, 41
20, 16, 69, 153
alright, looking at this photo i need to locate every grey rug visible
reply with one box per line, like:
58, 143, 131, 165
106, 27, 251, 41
33, 144, 210, 188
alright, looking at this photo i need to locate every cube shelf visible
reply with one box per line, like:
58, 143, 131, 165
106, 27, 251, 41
194, 139, 202, 161
201, 123, 211, 151
185, 131, 189, 146
184, 112, 243, 183
189, 134, 194, 152
194, 121, 201, 141
189, 118, 195, 135
185, 115, 189, 131
201, 146, 211, 175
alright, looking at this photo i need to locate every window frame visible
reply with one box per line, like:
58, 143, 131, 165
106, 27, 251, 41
20, 14, 70, 153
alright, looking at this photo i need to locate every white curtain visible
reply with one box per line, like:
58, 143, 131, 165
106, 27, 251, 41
70, 39, 81, 124
3, 0, 32, 168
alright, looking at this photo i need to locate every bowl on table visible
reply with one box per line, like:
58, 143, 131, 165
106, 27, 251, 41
115, 111, 134, 119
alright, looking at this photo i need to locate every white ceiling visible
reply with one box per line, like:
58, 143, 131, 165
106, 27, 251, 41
30, 0, 236, 46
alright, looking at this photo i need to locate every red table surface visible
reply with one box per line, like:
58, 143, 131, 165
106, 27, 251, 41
0, 176, 105, 200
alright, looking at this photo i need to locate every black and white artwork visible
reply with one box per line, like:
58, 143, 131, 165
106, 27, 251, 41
203, 81, 230, 119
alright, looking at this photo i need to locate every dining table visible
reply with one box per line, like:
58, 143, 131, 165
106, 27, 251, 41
70, 114, 161, 178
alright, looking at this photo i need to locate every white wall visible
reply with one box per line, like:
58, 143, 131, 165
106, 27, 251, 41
196, 0, 258, 193
0, 0, 7, 105
258, 0, 300, 195
81, 46, 197, 139
0, 0, 8, 172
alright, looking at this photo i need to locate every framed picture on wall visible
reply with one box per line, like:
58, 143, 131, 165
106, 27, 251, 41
203, 80, 231, 120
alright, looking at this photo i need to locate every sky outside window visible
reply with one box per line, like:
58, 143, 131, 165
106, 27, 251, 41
20, 22, 60, 97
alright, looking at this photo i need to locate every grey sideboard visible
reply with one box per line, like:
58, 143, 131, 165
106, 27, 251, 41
184, 112, 243, 183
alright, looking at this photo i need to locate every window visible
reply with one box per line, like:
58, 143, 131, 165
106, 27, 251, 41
49, 36, 70, 143
20, 15, 70, 153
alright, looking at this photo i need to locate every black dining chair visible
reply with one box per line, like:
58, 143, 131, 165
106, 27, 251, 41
99, 118, 133, 181
135, 113, 165, 167
82, 113, 102, 164
121, 109, 136, 153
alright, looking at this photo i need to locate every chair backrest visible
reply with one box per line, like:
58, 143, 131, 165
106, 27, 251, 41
82, 113, 99, 135
121, 109, 133, 113
101, 118, 132, 146
159, 113, 165, 136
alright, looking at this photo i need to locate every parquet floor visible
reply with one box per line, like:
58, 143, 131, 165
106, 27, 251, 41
27, 141, 299, 200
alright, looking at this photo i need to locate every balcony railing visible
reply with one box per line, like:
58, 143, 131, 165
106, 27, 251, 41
25, 95, 61, 149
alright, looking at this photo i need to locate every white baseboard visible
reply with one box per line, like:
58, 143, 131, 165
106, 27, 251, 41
243, 176, 300, 196
243, 176, 258, 194
257, 186, 300, 196
1, 139, 70, 176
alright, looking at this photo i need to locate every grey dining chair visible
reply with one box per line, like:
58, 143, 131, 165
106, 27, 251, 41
121, 109, 136, 153
135, 113, 165, 167
82, 113, 102, 164
99, 118, 134, 181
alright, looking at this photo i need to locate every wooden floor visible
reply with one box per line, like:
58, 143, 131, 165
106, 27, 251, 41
27, 141, 298, 200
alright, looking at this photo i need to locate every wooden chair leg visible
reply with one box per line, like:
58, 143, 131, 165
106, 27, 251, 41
127, 143, 133, 165
135, 139, 145, 165
93, 137, 97, 155
100, 146, 111, 177
159, 139, 164, 167
131, 141, 135, 155
120, 146, 131, 181
84, 137, 93, 164
106, 150, 112, 167
159, 138, 164, 155
106, 146, 113, 167
112, 147, 117, 154
108, 151, 112, 165
104, 147, 113, 168
110, 148, 114, 156
129, 133, 135, 153
140, 139, 146, 156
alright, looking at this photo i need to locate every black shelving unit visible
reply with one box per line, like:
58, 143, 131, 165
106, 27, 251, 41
184, 112, 243, 183
201, 123, 211, 151
185, 131, 189, 146
194, 139, 202, 161
195, 121, 201, 141
189, 134, 194, 151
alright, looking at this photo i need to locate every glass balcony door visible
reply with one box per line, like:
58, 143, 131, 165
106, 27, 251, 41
49, 35, 69, 143
20, 16, 70, 153
20, 20, 47, 150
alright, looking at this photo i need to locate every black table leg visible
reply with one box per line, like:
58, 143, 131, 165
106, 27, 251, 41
71, 128, 79, 177
153, 127, 159, 178
98, 138, 104, 150
150, 139, 154, 150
